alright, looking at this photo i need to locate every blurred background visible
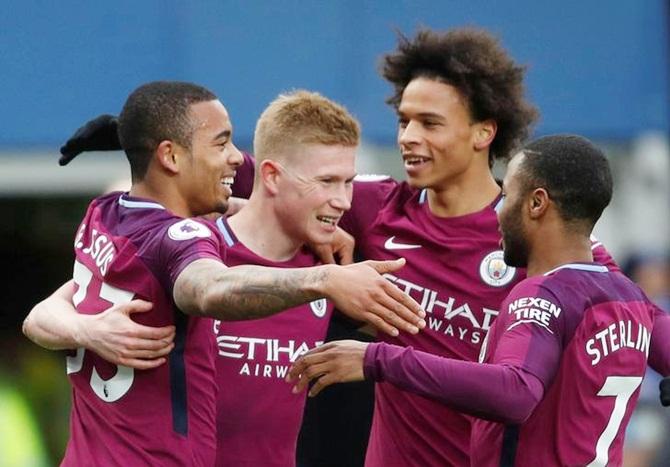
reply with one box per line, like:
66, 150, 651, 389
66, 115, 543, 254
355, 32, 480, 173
1, 1, 668, 465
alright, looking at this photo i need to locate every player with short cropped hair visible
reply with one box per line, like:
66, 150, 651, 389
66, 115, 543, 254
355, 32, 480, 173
23, 81, 426, 466
288, 134, 670, 466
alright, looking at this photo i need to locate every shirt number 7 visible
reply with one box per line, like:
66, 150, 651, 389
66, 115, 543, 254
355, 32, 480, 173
587, 375, 643, 467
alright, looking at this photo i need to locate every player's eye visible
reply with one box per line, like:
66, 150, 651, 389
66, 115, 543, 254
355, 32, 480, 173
398, 118, 409, 128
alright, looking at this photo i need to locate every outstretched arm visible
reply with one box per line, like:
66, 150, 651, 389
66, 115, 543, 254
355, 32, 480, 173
288, 282, 564, 423
173, 258, 426, 337
23, 280, 175, 370
287, 340, 544, 424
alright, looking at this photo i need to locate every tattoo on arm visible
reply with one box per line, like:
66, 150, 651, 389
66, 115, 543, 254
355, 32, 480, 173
175, 260, 330, 320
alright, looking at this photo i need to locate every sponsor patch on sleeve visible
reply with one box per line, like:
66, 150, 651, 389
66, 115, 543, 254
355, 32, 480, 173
168, 219, 212, 241
506, 296, 562, 334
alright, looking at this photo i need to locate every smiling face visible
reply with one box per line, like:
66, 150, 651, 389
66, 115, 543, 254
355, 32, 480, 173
273, 143, 356, 247
397, 77, 483, 190
498, 152, 531, 268
178, 99, 243, 216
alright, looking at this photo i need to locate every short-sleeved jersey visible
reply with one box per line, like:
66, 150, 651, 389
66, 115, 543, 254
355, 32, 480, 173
212, 218, 334, 467
63, 192, 223, 467
472, 263, 654, 467
340, 178, 617, 467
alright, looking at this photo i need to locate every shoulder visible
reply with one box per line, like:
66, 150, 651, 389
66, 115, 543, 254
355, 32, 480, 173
353, 174, 397, 196
500, 276, 565, 333
353, 175, 422, 205
505, 275, 558, 301
144, 217, 222, 263
164, 218, 215, 242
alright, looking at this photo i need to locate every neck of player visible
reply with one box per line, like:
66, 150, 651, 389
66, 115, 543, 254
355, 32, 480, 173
129, 181, 195, 218
426, 167, 501, 218
227, 194, 303, 262
526, 225, 594, 277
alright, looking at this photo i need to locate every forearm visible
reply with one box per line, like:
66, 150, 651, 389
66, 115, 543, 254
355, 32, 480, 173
175, 260, 331, 320
364, 343, 543, 424
23, 281, 84, 350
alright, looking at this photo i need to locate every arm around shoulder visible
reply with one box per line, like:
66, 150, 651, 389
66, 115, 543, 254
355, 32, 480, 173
24, 279, 175, 369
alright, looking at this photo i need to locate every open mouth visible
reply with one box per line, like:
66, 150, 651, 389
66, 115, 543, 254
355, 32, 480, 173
316, 215, 338, 226
221, 176, 235, 187
403, 155, 432, 169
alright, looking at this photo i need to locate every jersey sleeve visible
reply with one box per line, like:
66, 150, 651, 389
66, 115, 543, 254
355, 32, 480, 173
339, 176, 397, 239
648, 303, 670, 376
152, 218, 224, 291
231, 152, 256, 199
590, 235, 620, 272
363, 342, 544, 424
489, 280, 565, 389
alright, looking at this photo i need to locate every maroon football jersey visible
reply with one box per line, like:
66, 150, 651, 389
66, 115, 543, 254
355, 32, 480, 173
213, 218, 333, 467
62, 192, 222, 466
340, 178, 617, 467
472, 263, 654, 466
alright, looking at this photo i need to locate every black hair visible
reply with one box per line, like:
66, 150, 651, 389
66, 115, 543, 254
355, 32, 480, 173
118, 81, 217, 181
520, 134, 613, 231
381, 27, 538, 165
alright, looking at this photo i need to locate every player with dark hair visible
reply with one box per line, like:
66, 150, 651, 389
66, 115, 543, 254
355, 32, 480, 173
47, 28, 618, 466
318, 28, 615, 466
22, 81, 425, 465
382, 28, 536, 168
288, 134, 670, 466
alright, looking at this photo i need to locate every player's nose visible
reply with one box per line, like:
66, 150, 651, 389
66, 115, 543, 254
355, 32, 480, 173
398, 120, 422, 148
330, 183, 352, 211
227, 143, 244, 168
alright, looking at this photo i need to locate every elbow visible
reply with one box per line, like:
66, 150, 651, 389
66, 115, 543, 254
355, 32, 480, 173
177, 290, 212, 318
22, 313, 34, 340
22, 303, 40, 341
498, 386, 541, 425
502, 403, 535, 425
478, 397, 536, 425
22, 308, 47, 348
197, 289, 224, 318
179, 288, 229, 319
477, 370, 543, 424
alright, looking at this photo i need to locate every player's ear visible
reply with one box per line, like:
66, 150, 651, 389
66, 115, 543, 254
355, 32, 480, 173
473, 119, 497, 151
259, 159, 281, 195
156, 140, 180, 175
528, 188, 550, 219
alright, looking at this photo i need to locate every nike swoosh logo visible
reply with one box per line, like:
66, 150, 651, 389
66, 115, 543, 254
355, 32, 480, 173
384, 236, 422, 250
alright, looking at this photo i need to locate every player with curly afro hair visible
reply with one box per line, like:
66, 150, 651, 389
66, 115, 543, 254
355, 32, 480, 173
382, 28, 538, 167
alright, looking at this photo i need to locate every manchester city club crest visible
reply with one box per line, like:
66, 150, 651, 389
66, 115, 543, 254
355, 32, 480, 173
309, 299, 328, 318
479, 250, 516, 287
